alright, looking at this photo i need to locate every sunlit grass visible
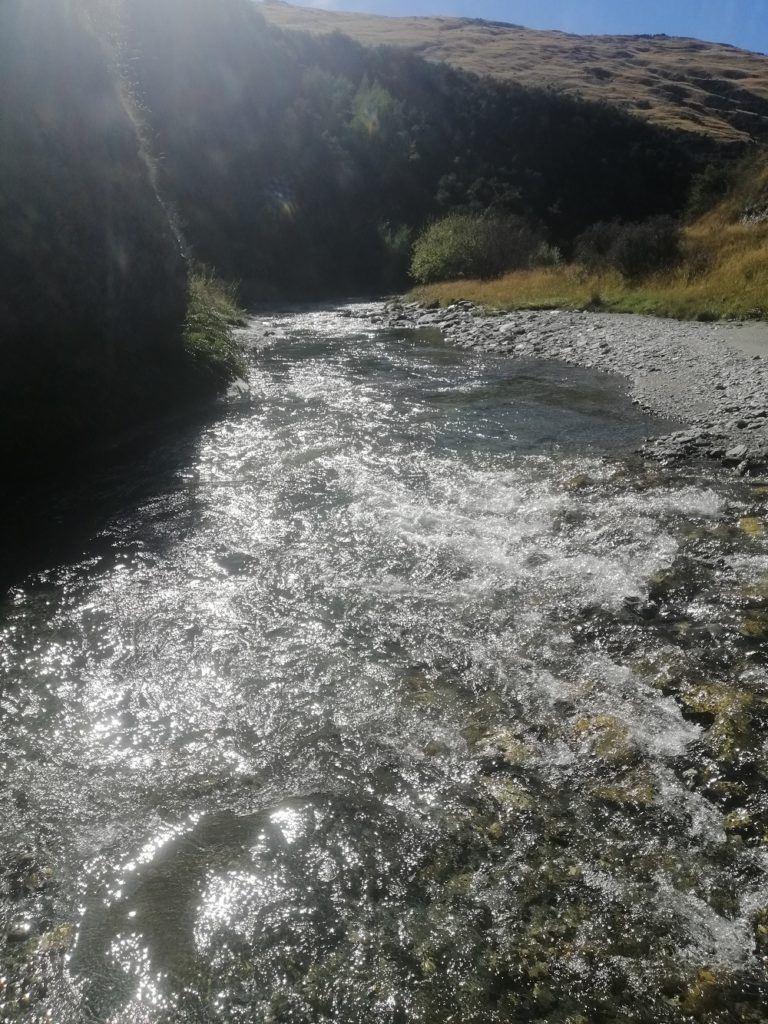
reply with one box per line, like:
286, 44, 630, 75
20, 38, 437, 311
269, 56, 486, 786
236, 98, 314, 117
182, 267, 247, 387
261, 1, 768, 145
412, 220, 768, 322
413, 151, 768, 321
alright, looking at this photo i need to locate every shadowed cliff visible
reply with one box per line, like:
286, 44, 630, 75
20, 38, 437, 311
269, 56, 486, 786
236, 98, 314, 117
0, 0, 189, 474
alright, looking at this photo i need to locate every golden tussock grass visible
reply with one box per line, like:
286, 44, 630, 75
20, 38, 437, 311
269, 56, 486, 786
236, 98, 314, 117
412, 158, 768, 322
412, 235, 768, 321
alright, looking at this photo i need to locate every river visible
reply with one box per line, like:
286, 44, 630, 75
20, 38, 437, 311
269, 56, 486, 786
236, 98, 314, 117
2, 305, 767, 1022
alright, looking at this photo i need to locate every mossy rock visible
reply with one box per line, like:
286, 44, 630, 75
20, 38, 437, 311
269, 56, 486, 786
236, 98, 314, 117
420, 955, 437, 976
740, 611, 768, 640
629, 649, 691, 694
679, 968, 729, 1015
679, 682, 755, 763
37, 923, 75, 952
739, 516, 765, 538
445, 871, 475, 897
593, 776, 655, 808
724, 810, 753, 832
572, 713, 638, 766
679, 682, 752, 719
483, 776, 535, 812
682, 523, 741, 543
486, 820, 505, 842
706, 778, 751, 804
480, 727, 533, 766
741, 576, 768, 606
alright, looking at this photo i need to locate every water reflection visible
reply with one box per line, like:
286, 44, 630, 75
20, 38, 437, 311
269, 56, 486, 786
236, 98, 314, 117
1, 305, 766, 1022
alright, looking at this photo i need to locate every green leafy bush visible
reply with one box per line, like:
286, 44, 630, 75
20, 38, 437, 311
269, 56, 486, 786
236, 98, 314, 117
410, 214, 540, 284
533, 242, 563, 267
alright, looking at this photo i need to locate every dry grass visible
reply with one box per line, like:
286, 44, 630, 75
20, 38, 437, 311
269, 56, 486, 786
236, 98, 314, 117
412, 166, 768, 322
262, 0, 768, 143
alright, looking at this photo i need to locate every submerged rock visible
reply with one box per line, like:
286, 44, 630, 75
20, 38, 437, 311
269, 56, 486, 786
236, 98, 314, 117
741, 611, 768, 640
6, 917, 36, 943
740, 515, 765, 537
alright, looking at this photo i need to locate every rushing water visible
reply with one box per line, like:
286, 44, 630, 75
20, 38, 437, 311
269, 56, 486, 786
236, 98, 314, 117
1, 305, 767, 1023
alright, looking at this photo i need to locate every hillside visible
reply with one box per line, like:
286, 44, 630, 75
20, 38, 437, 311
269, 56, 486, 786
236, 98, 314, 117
411, 151, 768, 321
261, 0, 768, 144
123, 0, 695, 299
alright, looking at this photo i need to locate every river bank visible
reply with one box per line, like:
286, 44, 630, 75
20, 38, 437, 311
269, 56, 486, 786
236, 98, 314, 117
374, 301, 768, 474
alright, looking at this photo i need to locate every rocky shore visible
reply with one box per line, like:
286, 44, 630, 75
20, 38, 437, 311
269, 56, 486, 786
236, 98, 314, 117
376, 301, 768, 473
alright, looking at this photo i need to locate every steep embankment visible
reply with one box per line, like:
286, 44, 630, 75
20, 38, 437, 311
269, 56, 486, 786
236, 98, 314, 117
261, 0, 768, 145
0, 0, 188, 475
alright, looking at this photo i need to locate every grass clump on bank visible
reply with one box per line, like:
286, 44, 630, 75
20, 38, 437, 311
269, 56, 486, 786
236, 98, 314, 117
182, 268, 247, 389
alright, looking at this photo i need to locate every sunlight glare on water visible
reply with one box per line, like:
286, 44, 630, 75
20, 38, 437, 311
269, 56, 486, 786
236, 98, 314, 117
1, 305, 767, 1023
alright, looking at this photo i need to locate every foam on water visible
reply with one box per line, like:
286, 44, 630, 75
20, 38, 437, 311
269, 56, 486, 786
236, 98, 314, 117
1, 306, 766, 1023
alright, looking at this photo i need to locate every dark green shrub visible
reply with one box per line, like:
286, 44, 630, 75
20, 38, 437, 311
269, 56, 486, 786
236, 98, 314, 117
686, 164, 733, 219
574, 216, 682, 280
377, 222, 414, 290
410, 213, 540, 284
609, 216, 682, 280
573, 221, 623, 271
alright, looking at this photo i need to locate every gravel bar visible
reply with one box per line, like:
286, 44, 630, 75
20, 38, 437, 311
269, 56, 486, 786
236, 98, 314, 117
376, 301, 768, 473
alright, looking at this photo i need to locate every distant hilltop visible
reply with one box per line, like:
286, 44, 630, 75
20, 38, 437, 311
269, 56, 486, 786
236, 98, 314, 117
261, 0, 768, 144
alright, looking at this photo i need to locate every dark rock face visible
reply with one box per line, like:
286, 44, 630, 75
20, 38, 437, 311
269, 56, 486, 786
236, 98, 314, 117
0, 0, 188, 472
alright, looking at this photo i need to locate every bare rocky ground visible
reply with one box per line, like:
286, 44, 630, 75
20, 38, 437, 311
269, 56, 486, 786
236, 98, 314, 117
375, 301, 768, 474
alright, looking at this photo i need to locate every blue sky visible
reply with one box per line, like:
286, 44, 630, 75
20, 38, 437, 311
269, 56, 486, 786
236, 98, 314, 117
293, 1, 768, 53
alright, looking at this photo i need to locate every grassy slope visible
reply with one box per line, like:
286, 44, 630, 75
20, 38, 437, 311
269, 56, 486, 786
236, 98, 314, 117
262, 0, 768, 144
412, 156, 768, 321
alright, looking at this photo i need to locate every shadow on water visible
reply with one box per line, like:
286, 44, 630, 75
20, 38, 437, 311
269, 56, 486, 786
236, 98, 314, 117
0, 400, 239, 598
0, 325, 670, 601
